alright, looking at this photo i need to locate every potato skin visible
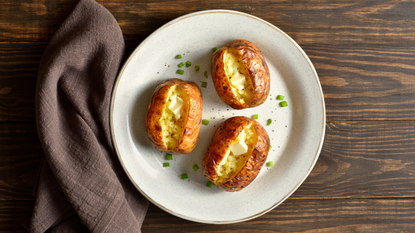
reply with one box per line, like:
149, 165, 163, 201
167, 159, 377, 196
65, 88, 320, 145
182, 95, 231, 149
202, 116, 270, 191
146, 79, 203, 154
211, 40, 270, 109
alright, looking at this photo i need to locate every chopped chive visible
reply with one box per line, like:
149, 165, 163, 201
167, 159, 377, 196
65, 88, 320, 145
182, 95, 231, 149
176, 54, 182, 59
252, 114, 258, 120
267, 161, 274, 167
277, 95, 285, 100
206, 181, 214, 188
177, 69, 184, 75
212, 47, 219, 52
178, 62, 184, 68
181, 173, 188, 179
267, 118, 272, 125
193, 164, 199, 171
280, 101, 288, 107
163, 162, 170, 167
204, 71, 208, 78
185, 61, 191, 67
201, 82, 207, 88
166, 153, 173, 160
202, 119, 210, 125
269, 145, 272, 150
195, 65, 200, 71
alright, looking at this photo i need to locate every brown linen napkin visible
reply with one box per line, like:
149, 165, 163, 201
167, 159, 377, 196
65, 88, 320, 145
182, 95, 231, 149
29, 0, 149, 232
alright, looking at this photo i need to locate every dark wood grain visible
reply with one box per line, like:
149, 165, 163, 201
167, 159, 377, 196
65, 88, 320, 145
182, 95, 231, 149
142, 199, 415, 232
0, 123, 44, 200
1, 0, 414, 44
1, 43, 415, 122
0, 200, 34, 233
0, 42, 44, 122
306, 44, 415, 121
294, 122, 415, 199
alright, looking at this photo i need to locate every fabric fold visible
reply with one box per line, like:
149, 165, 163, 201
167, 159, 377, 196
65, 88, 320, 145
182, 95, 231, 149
30, 0, 149, 232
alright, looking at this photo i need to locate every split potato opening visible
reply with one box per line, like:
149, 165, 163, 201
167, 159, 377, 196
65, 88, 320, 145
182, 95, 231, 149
223, 47, 254, 105
160, 84, 189, 150
216, 123, 257, 184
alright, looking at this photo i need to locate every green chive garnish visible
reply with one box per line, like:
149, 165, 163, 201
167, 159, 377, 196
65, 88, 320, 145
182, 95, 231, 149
267, 161, 274, 167
193, 164, 199, 171
202, 119, 210, 125
181, 173, 188, 179
212, 47, 218, 52
252, 114, 258, 119
176, 54, 182, 59
177, 69, 184, 75
163, 162, 170, 167
178, 62, 184, 68
269, 145, 272, 150
267, 118, 272, 125
280, 101, 288, 107
195, 65, 200, 71
166, 153, 173, 160
204, 71, 208, 78
201, 82, 207, 88
206, 181, 214, 188
277, 95, 285, 100
185, 61, 191, 67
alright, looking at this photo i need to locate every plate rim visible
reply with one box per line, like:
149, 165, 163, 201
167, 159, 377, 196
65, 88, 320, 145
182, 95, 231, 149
110, 9, 326, 224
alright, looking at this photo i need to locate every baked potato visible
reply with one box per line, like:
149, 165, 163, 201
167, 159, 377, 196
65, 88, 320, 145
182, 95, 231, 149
202, 116, 270, 191
146, 79, 203, 154
211, 40, 270, 109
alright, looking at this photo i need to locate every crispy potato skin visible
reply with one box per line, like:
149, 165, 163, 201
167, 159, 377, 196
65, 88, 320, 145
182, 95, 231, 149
146, 79, 203, 154
202, 116, 270, 191
211, 40, 270, 109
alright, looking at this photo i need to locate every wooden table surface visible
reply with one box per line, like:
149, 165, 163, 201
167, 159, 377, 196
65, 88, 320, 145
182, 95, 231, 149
1, 0, 415, 232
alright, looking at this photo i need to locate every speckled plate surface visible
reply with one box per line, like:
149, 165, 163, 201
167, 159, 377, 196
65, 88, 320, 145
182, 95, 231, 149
110, 10, 325, 224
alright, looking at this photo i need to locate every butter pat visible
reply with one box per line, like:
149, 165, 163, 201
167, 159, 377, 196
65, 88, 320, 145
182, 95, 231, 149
168, 96, 184, 117
230, 140, 248, 156
230, 73, 247, 90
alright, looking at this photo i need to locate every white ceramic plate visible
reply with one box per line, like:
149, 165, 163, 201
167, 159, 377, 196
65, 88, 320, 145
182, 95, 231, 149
110, 10, 325, 224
